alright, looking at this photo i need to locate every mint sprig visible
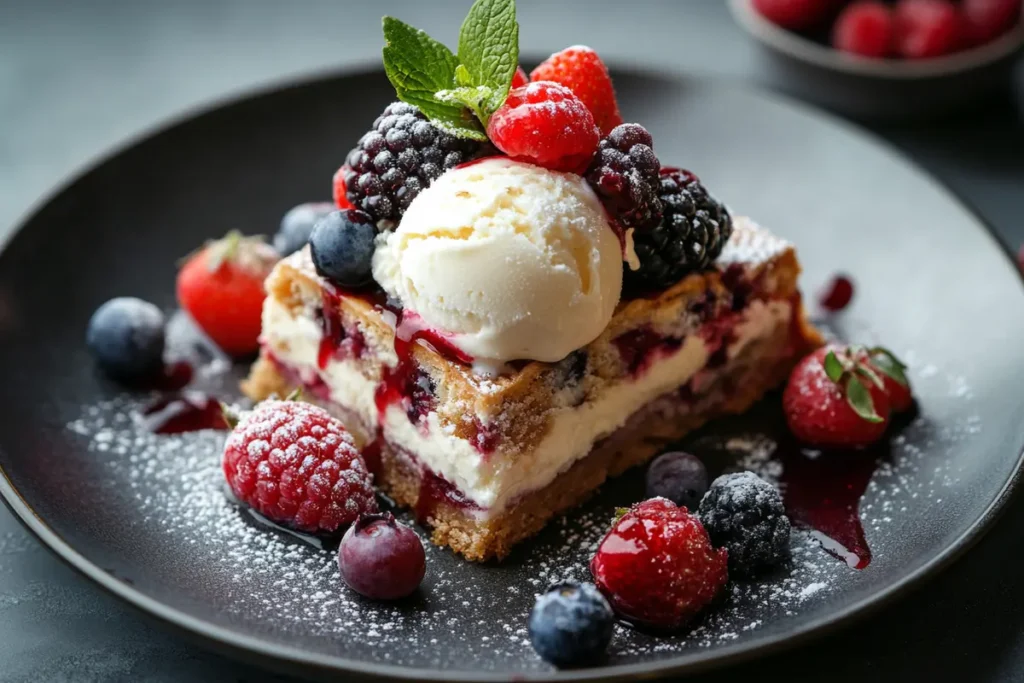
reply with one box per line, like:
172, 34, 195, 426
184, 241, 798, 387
381, 0, 519, 139
457, 0, 519, 120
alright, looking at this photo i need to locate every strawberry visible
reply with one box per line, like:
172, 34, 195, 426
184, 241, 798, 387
530, 46, 623, 135
332, 165, 355, 211
783, 345, 900, 448
176, 231, 278, 356
867, 347, 914, 412
590, 498, 728, 630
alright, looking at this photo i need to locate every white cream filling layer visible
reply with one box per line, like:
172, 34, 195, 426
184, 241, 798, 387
262, 297, 791, 517
261, 300, 378, 427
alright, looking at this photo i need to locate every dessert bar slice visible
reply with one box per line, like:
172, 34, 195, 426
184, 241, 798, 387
243, 217, 820, 561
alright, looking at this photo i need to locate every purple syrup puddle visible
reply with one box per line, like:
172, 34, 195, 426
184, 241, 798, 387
684, 398, 916, 570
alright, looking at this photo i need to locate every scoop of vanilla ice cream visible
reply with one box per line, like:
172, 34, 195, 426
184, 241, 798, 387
372, 158, 622, 364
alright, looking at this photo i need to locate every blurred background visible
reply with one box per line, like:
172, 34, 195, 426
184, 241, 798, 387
0, 1, 1022, 681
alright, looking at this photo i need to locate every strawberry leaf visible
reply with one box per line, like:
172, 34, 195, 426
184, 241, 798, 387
846, 376, 884, 423
613, 507, 630, 521
869, 347, 909, 387
823, 350, 845, 383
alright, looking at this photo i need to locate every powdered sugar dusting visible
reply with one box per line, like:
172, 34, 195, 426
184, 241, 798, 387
59, 348, 982, 672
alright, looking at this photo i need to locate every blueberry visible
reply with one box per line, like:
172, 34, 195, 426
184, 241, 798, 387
309, 209, 376, 288
273, 202, 335, 257
698, 471, 791, 577
85, 297, 166, 383
528, 582, 614, 667
338, 512, 425, 600
645, 451, 708, 510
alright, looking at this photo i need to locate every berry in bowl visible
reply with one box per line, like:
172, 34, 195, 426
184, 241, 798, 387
729, 0, 1024, 119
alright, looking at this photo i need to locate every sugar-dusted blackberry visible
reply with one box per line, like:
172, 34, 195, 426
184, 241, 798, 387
585, 123, 662, 232
698, 471, 791, 577
625, 167, 733, 293
344, 102, 483, 229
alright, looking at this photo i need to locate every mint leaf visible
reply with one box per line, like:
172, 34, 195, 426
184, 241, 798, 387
823, 351, 845, 383
430, 116, 489, 142
846, 376, 884, 423
436, 85, 495, 123
382, 17, 468, 127
454, 64, 474, 87
457, 0, 519, 120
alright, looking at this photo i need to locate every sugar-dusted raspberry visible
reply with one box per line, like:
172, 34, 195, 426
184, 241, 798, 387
585, 123, 662, 232
590, 498, 727, 629
222, 400, 377, 533
530, 46, 623, 135
486, 81, 600, 174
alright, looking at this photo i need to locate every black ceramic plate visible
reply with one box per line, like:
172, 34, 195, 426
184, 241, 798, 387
1, 69, 1023, 682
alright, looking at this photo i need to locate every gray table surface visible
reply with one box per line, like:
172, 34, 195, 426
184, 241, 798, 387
1, 1, 1023, 681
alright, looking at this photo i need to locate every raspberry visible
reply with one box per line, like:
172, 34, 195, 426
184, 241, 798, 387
962, 0, 1021, 45
698, 472, 791, 577
894, 0, 960, 58
752, 0, 836, 30
625, 168, 733, 293
530, 46, 623, 135
584, 123, 663, 232
344, 102, 483, 229
833, 2, 896, 58
486, 81, 600, 174
590, 498, 727, 630
222, 400, 377, 533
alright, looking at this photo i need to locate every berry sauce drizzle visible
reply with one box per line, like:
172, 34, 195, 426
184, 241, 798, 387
143, 392, 229, 434
373, 310, 473, 423
777, 444, 877, 569
317, 286, 373, 370
414, 467, 480, 522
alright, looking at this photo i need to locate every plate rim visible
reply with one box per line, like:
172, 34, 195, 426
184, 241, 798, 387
1, 64, 1023, 682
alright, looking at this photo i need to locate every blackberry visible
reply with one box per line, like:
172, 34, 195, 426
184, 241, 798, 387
626, 168, 733, 293
344, 102, 483, 229
698, 471, 791, 577
585, 123, 662, 231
